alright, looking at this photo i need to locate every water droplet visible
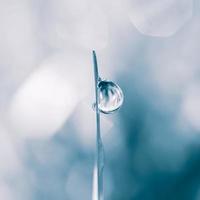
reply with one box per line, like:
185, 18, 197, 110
98, 80, 124, 114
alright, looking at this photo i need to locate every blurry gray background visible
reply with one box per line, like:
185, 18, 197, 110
0, 0, 200, 199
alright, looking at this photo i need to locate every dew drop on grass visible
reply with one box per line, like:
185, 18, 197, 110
98, 80, 124, 114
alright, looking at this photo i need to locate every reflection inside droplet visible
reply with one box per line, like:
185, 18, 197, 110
97, 80, 124, 114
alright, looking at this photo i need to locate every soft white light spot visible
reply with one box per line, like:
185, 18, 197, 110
181, 84, 200, 131
44, 0, 108, 50
7, 66, 78, 138
127, 0, 193, 37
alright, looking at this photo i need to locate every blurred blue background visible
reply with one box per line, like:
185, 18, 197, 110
0, 0, 200, 199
